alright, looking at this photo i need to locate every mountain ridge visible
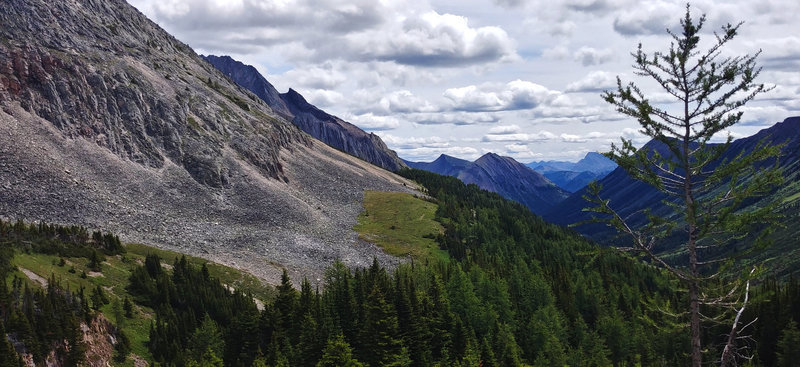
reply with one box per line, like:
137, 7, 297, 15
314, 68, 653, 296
203, 54, 407, 172
405, 152, 569, 215
544, 116, 800, 276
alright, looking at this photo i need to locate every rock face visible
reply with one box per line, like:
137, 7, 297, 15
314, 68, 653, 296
203, 55, 406, 172
0, 0, 417, 285
202, 55, 292, 119
405, 153, 569, 215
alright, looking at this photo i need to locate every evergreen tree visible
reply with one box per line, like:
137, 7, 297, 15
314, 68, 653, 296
123, 297, 134, 318
189, 314, 225, 361
317, 334, 364, 367
0, 322, 18, 367
777, 320, 800, 367
591, 6, 780, 366
360, 284, 405, 366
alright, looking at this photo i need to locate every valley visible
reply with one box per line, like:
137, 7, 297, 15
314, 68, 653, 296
0, 0, 798, 366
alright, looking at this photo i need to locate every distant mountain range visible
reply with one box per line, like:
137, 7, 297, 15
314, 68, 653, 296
527, 152, 617, 192
545, 117, 800, 277
405, 153, 569, 215
203, 55, 406, 172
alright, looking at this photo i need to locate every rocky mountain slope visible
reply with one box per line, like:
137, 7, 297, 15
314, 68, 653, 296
0, 0, 417, 285
203, 55, 407, 172
202, 54, 292, 118
405, 153, 569, 215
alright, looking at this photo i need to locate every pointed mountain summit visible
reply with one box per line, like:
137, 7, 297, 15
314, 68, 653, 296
0, 0, 414, 284
405, 153, 569, 215
203, 55, 406, 172
403, 154, 472, 177
527, 152, 617, 192
203, 54, 291, 118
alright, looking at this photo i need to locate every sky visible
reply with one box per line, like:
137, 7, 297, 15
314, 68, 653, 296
128, 0, 800, 163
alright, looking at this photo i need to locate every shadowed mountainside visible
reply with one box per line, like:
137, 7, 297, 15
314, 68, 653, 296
544, 117, 800, 276
405, 153, 569, 215
203, 55, 407, 172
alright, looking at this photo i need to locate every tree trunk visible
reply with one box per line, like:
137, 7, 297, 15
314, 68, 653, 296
690, 277, 702, 367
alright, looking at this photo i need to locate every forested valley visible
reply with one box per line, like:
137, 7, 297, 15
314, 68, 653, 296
1, 169, 798, 366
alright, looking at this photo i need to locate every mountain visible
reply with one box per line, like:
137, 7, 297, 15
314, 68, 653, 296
203, 55, 406, 172
528, 152, 617, 174
403, 154, 472, 177
528, 152, 617, 193
541, 170, 599, 193
280, 88, 407, 171
405, 153, 569, 215
0, 0, 416, 285
202, 54, 292, 118
544, 117, 800, 275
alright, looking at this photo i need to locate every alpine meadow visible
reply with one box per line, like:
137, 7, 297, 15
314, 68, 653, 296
1, 1, 799, 367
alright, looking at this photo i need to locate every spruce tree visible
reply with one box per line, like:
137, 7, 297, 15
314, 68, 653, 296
590, 5, 781, 366
0, 322, 18, 367
317, 334, 364, 367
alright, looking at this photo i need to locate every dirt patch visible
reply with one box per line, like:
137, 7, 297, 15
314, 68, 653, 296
19, 268, 47, 287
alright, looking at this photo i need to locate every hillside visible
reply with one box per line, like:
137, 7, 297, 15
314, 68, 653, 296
0, 0, 417, 285
545, 117, 800, 276
405, 153, 569, 215
204, 55, 407, 172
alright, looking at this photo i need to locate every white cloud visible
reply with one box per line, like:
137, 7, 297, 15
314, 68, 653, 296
301, 89, 345, 107
612, 1, 677, 36
482, 131, 558, 142
444, 80, 561, 112
573, 47, 614, 66
488, 125, 522, 134
350, 11, 518, 67
566, 70, 618, 92
345, 113, 402, 130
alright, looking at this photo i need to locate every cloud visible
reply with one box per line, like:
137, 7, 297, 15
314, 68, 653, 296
278, 63, 347, 89
560, 133, 587, 143
413, 112, 501, 125
482, 131, 558, 142
132, 1, 516, 68
345, 113, 402, 130
542, 45, 570, 60
488, 125, 522, 134
378, 90, 438, 114
573, 47, 614, 66
380, 134, 451, 148
566, 70, 618, 92
300, 89, 345, 107
355, 11, 517, 67
444, 80, 561, 112
612, 2, 677, 36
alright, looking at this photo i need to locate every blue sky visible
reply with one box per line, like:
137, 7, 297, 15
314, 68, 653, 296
129, 0, 800, 162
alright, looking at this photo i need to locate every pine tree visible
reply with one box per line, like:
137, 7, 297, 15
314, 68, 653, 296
591, 5, 780, 366
360, 284, 404, 367
776, 320, 800, 367
0, 322, 19, 367
317, 334, 364, 367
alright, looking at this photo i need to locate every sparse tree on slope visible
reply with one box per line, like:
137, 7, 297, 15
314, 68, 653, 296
589, 5, 782, 367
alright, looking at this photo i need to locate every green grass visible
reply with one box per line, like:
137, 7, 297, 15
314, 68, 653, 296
125, 243, 276, 302
353, 191, 449, 262
10, 242, 276, 365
